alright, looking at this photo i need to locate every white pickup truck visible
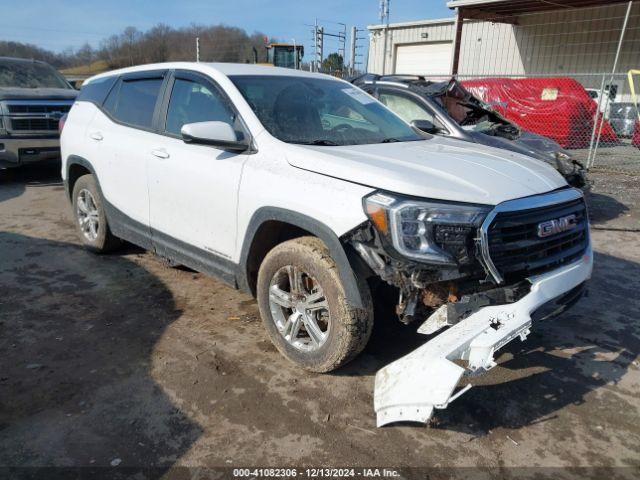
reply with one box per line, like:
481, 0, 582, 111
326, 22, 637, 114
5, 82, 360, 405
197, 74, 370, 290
60, 63, 592, 426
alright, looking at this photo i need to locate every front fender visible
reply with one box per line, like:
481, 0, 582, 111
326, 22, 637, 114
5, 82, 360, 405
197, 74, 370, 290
237, 207, 365, 308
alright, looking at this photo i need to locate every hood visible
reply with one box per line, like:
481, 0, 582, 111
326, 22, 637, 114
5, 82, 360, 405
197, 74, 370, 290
0, 87, 78, 101
468, 129, 561, 165
285, 136, 566, 205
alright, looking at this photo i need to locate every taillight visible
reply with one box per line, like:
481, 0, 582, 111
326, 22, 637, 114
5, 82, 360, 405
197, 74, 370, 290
58, 113, 68, 134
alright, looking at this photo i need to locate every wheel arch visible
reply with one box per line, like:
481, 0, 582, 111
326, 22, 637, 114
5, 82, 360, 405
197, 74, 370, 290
238, 207, 365, 308
65, 155, 98, 201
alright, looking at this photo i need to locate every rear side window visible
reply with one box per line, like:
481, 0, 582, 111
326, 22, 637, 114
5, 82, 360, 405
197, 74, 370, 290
103, 77, 163, 129
78, 76, 117, 105
165, 78, 235, 135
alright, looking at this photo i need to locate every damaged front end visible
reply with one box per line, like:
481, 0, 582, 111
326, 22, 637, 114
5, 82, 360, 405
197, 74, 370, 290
348, 188, 592, 426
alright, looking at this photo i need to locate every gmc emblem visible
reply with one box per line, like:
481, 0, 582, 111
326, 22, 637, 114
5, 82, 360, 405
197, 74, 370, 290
537, 214, 578, 238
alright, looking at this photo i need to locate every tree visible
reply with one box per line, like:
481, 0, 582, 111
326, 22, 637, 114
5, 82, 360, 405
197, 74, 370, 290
0, 41, 61, 67
142, 24, 171, 63
321, 53, 344, 73
122, 26, 142, 66
1, 23, 273, 71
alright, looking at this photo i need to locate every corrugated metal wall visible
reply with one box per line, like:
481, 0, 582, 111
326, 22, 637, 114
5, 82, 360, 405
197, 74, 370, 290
368, 19, 456, 75
367, 3, 639, 80
459, 2, 640, 81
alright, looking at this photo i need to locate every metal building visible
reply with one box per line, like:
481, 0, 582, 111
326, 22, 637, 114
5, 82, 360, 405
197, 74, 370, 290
367, 0, 639, 82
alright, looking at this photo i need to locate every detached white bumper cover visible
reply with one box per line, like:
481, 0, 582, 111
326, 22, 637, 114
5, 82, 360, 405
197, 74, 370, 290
374, 247, 593, 427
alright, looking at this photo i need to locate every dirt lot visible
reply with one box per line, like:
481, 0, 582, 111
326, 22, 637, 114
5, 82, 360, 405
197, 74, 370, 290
1, 165, 639, 479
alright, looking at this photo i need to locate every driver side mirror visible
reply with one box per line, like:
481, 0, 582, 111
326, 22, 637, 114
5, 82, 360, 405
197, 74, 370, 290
181, 121, 249, 152
411, 119, 442, 135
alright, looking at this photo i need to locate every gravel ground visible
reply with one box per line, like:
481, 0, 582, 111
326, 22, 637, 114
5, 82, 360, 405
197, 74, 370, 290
572, 142, 640, 176
0, 165, 639, 479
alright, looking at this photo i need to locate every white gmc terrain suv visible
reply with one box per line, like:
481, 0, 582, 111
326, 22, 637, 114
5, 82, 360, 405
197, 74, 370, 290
61, 63, 592, 426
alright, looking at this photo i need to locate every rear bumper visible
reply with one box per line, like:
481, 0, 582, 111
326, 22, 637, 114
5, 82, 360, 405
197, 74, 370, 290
0, 137, 61, 168
374, 244, 593, 427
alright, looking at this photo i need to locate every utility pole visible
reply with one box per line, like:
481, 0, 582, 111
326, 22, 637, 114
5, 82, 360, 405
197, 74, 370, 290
314, 22, 324, 72
337, 23, 347, 68
350, 26, 357, 75
318, 27, 324, 71
313, 21, 317, 72
311, 19, 350, 73
380, 0, 390, 74
196, 37, 200, 62
292, 38, 298, 70
350, 26, 366, 75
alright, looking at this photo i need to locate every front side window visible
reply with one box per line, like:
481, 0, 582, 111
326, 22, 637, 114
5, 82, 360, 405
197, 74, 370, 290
165, 78, 235, 135
230, 75, 423, 146
103, 77, 163, 129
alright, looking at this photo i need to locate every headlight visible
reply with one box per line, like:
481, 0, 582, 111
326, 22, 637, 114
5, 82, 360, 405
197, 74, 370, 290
364, 192, 491, 265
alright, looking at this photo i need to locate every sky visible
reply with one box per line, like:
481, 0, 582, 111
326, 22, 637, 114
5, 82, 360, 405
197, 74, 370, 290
0, 0, 453, 62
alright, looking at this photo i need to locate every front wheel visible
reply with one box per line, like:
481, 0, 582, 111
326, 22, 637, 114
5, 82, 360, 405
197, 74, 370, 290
71, 174, 121, 253
256, 236, 373, 372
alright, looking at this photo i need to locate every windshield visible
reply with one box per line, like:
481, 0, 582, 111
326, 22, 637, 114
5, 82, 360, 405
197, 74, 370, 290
0, 61, 71, 89
230, 75, 424, 146
267, 46, 302, 69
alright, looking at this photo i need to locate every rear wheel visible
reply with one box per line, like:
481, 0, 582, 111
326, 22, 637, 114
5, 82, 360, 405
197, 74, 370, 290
257, 236, 373, 372
72, 174, 121, 253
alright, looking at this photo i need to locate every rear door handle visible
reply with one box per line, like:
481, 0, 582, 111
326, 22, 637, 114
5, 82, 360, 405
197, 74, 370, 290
89, 131, 103, 141
151, 148, 170, 159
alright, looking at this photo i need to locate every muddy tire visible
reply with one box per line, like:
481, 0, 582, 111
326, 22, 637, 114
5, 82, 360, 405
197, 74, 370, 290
71, 174, 121, 253
257, 236, 373, 372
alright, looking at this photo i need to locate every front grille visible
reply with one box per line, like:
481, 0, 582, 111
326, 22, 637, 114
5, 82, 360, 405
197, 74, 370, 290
487, 197, 588, 282
11, 118, 60, 131
4, 102, 72, 133
7, 104, 71, 115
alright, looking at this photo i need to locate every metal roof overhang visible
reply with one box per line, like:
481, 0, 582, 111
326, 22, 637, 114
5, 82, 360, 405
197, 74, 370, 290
447, 0, 631, 23
447, 0, 632, 73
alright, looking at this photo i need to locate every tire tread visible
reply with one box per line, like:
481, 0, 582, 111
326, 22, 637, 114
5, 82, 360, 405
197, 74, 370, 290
257, 236, 373, 372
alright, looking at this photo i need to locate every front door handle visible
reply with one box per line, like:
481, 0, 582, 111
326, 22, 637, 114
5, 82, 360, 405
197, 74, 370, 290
89, 131, 103, 141
151, 148, 170, 159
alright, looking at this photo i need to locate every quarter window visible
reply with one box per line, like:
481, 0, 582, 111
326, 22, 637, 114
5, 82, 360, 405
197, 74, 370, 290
103, 77, 163, 129
78, 76, 117, 105
165, 78, 235, 136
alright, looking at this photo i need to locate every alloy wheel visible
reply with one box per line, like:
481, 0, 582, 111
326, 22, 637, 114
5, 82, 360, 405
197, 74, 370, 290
268, 265, 331, 351
76, 189, 100, 241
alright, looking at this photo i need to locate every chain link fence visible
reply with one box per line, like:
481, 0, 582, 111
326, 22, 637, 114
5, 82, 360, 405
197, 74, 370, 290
455, 72, 640, 175
451, 2, 640, 174
366, 2, 640, 175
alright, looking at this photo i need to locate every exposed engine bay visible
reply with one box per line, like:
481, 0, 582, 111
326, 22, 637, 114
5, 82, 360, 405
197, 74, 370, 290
436, 80, 523, 141
348, 222, 527, 330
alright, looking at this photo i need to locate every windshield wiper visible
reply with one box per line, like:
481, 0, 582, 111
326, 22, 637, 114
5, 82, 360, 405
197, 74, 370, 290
293, 139, 340, 146
381, 137, 401, 143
